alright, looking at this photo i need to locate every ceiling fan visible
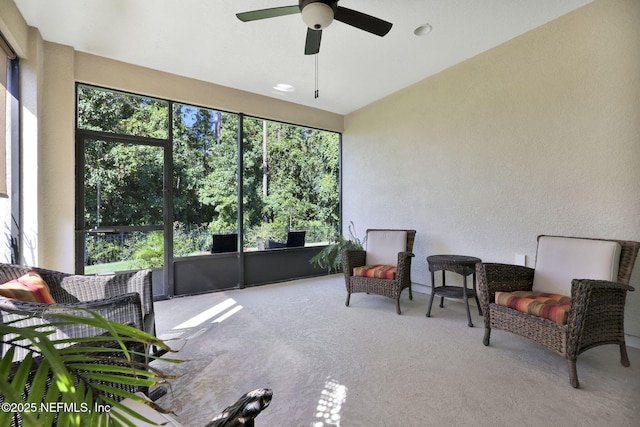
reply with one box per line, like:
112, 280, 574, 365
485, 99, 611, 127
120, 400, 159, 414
236, 0, 393, 55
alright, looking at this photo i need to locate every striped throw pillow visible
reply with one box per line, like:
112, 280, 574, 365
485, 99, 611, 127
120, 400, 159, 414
0, 271, 56, 304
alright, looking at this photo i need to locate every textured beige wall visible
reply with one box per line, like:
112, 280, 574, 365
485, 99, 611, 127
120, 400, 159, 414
0, 0, 28, 57
39, 42, 76, 270
343, 0, 640, 338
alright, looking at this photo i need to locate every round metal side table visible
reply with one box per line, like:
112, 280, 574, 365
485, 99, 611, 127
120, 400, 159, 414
426, 255, 482, 327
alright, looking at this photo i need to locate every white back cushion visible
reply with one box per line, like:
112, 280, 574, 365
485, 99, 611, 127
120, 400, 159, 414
532, 236, 621, 296
365, 230, 407, 267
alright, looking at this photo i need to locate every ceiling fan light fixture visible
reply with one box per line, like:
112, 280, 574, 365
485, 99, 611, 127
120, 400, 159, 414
301, 2, 334, 30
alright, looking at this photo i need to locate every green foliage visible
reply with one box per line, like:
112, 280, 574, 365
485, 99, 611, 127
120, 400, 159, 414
83, 142, 164, 229
247, 219, 288, 249
251, 119, 340, 230
303, 220, 336, 243
0, 310, 178, 426
78, 85, 341, 266
85, 237, 125, 267
77, 85, 168, 138
173, 222, 210, 256
310, 222, 366, 273
131, 231, 164, 269
173, 105, 231, 228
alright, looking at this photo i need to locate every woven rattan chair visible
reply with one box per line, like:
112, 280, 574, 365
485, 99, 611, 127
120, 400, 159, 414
0, 263, 155, 337
342, 229, 416, 314
477, 235, 639, 387
1, 292, 149, 426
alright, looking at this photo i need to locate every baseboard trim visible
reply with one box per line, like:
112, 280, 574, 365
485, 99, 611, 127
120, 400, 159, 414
412, 282, 430, 295
626, 334, 640, 350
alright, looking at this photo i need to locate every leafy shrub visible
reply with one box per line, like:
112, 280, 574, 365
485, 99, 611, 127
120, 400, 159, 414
310, 222, 365, 273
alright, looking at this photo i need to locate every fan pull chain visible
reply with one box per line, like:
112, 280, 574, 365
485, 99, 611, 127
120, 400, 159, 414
314, 53, 319, 99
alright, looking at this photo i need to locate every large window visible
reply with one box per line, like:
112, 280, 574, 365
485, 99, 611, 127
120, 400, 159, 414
0, 33, 18, 264
172, 104, 238, 256
0, 33, 16, 198
76, 84, 340, 275
242, 117, 339, 250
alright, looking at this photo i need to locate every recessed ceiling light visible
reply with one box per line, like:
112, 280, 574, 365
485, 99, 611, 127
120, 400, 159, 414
273, 83, 295, 93
414, 23, 433, 36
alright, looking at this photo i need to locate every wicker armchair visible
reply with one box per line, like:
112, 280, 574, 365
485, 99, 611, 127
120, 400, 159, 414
477, 235, 639, 387
342, 229, 416, 314
1, 265, 273, 426
0, 263, 155, 337
0, 292, 150, 426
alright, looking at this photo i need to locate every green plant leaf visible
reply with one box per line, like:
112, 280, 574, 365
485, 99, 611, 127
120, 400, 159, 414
0, 352, 41, 426
28, 356, 51, 405
310, 221, 364, 272
79, 373, 158, 388
98, 394, 160, 427
38, 368, 61, 426
0, 345, 15, 376
66, 363, 156, 377
1, 309, 181, 427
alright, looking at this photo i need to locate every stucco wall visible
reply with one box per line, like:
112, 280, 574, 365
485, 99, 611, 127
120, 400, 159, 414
343, 0, 640, 338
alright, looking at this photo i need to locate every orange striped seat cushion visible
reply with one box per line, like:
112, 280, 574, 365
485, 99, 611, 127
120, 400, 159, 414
353, 265, 397, 280
495, 291, 570, 325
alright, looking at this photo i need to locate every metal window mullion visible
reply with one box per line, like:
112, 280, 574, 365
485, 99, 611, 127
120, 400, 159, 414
164, 102, 175, 297
75, 133, 86, 273
238, 113, 245, 288
77, 128, 167, 147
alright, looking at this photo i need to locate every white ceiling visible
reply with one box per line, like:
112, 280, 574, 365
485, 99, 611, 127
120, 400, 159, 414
14, 0, 592, 115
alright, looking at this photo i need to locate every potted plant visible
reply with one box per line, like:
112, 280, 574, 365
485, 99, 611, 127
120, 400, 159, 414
0, 308, 178, 426
310, 222, 366, 273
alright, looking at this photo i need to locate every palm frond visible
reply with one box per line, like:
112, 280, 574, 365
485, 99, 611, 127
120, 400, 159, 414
0, 307, 181, 426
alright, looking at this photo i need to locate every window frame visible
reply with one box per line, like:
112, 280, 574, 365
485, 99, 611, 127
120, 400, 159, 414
75, 83, 342, 296
1, 32, 19, 263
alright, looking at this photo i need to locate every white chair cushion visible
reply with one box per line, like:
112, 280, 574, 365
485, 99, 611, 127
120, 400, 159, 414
365, 230, 407, 267
532, 236, 621, 296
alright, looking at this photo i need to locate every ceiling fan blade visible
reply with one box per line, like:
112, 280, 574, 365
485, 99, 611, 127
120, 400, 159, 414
334, 6, 392, 36
236, 5, 300, 22
305, 28, 322, 55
